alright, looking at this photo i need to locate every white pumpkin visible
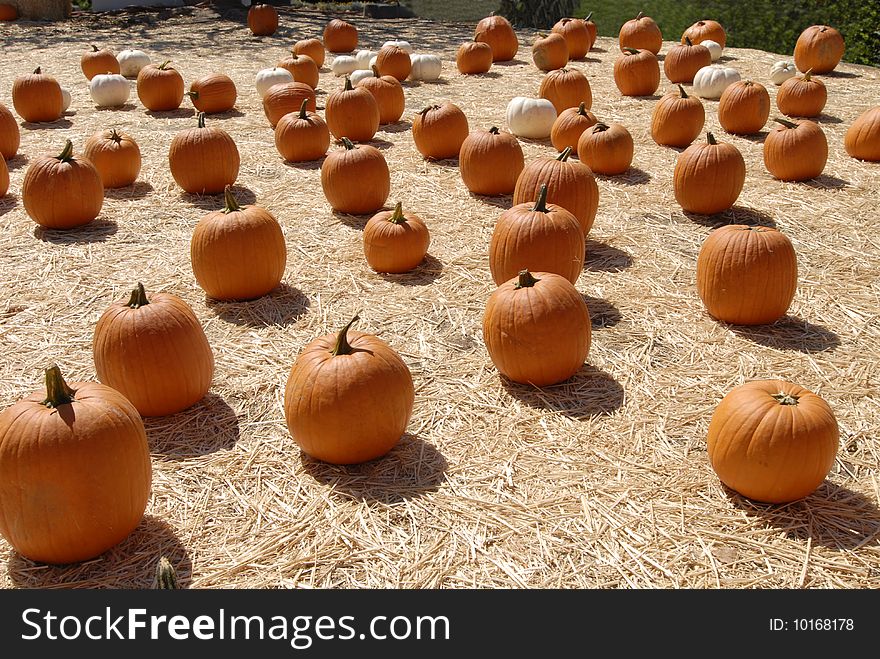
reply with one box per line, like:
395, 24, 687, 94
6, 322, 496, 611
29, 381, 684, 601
350, 68, 374, 85
355, 49, 377, 70
769, 60, 797, 85
369, 55, 378, 70
89, 73, 131, 107
60, 87, 71, 112
692, 65, 741, 99
383, 39, 413, 54
116, 49, 151, 78
701, 39, 723, 62
330, 55, 359, 76
505, 97, 557, 139
408, 54, 442, 81
255, 67, 293, 98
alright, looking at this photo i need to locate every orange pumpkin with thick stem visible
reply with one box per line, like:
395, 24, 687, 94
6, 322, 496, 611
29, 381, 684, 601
136, 61, 184, 112
707, 379, 838, 503
247, 3, 278, 36
0, 364, 152, 565
776, 69, 827, 118
763, 117, 827, 181
696, 224, 797, 326
0, 102, 18, 159
613, 48, 659, 96
276, 52, 319, 89
844, 106, 880, 162
93, 283, 215, 417
375, 45, 412, 82
321, 138, 390, 214
274, 98, 330, 162
357, 67, 405, 125
474, 14, 518, 62
673, 132, 745, 215
363, 202, 431, 273
718, 80, 770, 135
794, 25, 845, 74
187, 73, 238, 114
490, 183, 584, 286
681, 19, 726, 48
532, 32, 569, 72
459, 126, 524, 196
552, 17, 590, 59
412, 102, 469, 160
651, 85, 704, 147
663, 37, 711, 84
262, 81, 317, 128
22, 139, 103, 229
513, 146, 598, 236
82, 128, 142, 188
325, 76, 379, 142
284, 314, 414, 465
191, 185, 287, 301
483, 269, 591, 386
323, 18, 358, 53
550, 102, 598, 153
81, 44, 120, 80
168, 112, 239, 194
293, 38, 326, 68
456, 40, 493, 74
539, 67, 592, 114
619, 11, 662, 54
12, 67, 63, 123
577, 122, 634, 175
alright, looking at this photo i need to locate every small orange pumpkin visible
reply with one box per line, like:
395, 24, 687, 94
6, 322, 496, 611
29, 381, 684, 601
262, 81, 317, 128
274, 98, 330, 162
550, 102, 598, 153
187, 73, 238, 114
459, 126, 525, 196
363, 202, 431, 273
673, 132, 745, 215
357, 67, 405, 125
81, 44, 120, 80
136, 61, 185, 112
763, 117, 828, 182
663, 37, 712, 84
0, 102, 20, 159
12, 67, 63, 123
168, 112, 240, 194
619, 12, 662, 54
412, 102, 470, 160
681, 19, 726, 48
613, 47, 660, 96
532, 32, 569, 72
247, 3, 278, 36
82, 128, 142, 189
325, 76, 379, 142
323, 18, 358, 53
650, 85, 705, 147
552, 17, 590, 59
474, 14, 519, 62
718, 80, 771, 135
776, 69, 827, 118
539, 67, 592, 114
293, 38, 326, 68
321, 138, 390, 214
457, 40, 493, 74
276, 52, 319, 89
375, 45, 412, 82
844, 106, 880, 161
577, 122, 634, 175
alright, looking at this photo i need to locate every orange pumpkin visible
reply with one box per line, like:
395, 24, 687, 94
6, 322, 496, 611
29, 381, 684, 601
412, 102, 469, 160
82, 128, 142, 188
577, 122, 634, 175
663, 37, 711, 84
187, 73, 238, 114
697, 224, 797, 326
707, 379, 839, 503
552, 17, 590, 60
191, 185, 287, 301
844, 106, 880, 161
619, 11, 662, 54
363, 202, 431, 273
539, 67, 592, 114
718, 80, 770, 135
613, 48, 660, 96
776, 69, 827, 118
483, 270, 591, 386
375, 45, 412, 82
323, 18, 358, 53
12, 67, 63, 123
673, 132, 745, 215
532, 32, 569, 72
459, 126, 524, 196
81, 44, 120, 80
284, 315, 414, 464
276, 52, 319, 89
0, 102, 19, 159
22, 139, 103, 229
0, 4, 18, 20
293, 38, 326, 68
474, 14, 519, 62
650, 85, 705, 147
274, 98, 330, 162
262, 81, 317, 128
0, 365, 151, 565
794, 25, 845, 74
550, 102, 598, 153
763, 117, 828, 182
93, 282, 215, 417
136, 61, 185, 112
457, 40, 493, 74
0, 154, 7, 198
325, 76, 379, 142
681, 19, 726, 48
321, 138, 390, 214
247, 3, 278, 36
357, 67, 405, 125
168, 112, 240, 194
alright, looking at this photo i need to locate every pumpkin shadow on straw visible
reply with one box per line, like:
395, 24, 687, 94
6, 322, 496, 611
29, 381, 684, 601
207, 108, 246, 119
584, 239, 633, 272
0, 194, 18, 217
463, 71, 503, 79
814, 113, 843, 124
143, 393, 240, 458
502, 364, 624, 420
21, 119, 73, 130
6, 515, 193, 589
333, 210, 373, 230
94, 103, 138, 113
181, 185, 257, 209
375, 254, 444, 286
5, 153, 28, 170
377, 120, 412, 134
300, 433, 448, 504
728, 315, 841, 354
104, 180, 155, 200
823, 69, 860, 79
732, 130, 769, 143
205, 282, 310, 327
493, 58, 529, 67
33, 219, 118, 244
144, 108, 196, 119
802, 174, 849, 190
594, 167, 651, 185
683, 205, 777, 229
584, 295, 622, 330
725, 482, 880, 551
282, 158, 325, 171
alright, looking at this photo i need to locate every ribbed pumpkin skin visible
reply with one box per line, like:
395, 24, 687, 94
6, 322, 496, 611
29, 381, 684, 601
613, 48, 660, 96
276, 53, 319, 89
845, 106, 880, 161
375, 45, 412, 81
764, 119, 828, 181
284, 325, 414, 464
696, 225, 797, 325
22, 143, 104, 229
358, 72, 405, 125
82, 129, 142, 188
12, 69, 63, 123
363, 204, 431, 273
93, 287, 215, 417
412, 103, 470, 160
459, 127, 524, 195
619, 13, 662, 54
707, 379, 839, 503
0, 102, 20, 159
513, 151, 599, 236
483, 271, 591, 386
456, 41, 493, 74
247, 4, 278, 36
550, 104, 598, 152
293, 38, 326, 68
663, 40, 711, 83
794, 25, 845, 73
474, 15, 518, 62
188, 73, 238, 114
262, 82, 317, 128
776, 73, 827, 118
323, 18, 358, 53
532, 33, 569, 72
583, 14, 597, 50
321, 141, 390, 214
552, 18, 590, 59
0, 155, 6, 196
168, 118, 240, 194
0, 372, 151, 564
539, 68, 592, 114
673, 135, 745, 214
489, 198, 584, 286
577, 123, 634, 176
81, 46, 120, 80
136, 63, 184, 112
681, 20, 727, 48
650, 87, 704, 147
274, 106, 330, 162
325, 80, 379, 142
718, 80, 770, 135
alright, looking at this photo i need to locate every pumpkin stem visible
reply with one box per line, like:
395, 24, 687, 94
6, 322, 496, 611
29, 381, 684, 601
635, 11, 644, 20
90, 44, 98, 52
593, 122, 610, 132
126, 282, 150, 309
158, 60, 171, 70
677, 84, 689, 98
33, 66, 42, 74
109, 129, 122, 144
42, 364, 76, 409
185, 90, 199, 100
802, 68, 813, 82
774, 116, 798, 130
371, 65, 381, 78
489, 126, 500, 134
418, 104, 440, 116
55, 139, 74, 162
388, 202, 406, 224
330, 314, 370, 356
153, 556, 180, 589
298, 97, 309, 119
343, 76, 353, 91
556, 146, 572, 162
222, 185, 241, 213
515, 269, 541, 289
585, 11, 593, 21
576, 102, 587, 116
685, 36, 693, 47
341, 137, 356, 150
532, 183, 550, 213
772, 392, 800, 406
706, 131, 718, 145
623, 47, 640, 55
197, 112, 206, 129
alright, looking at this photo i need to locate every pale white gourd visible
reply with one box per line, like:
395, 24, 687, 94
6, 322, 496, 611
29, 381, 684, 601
369, 55, 378, 69
383, 39, 413, 54
408, 54, 442, 81
330, 55, 359, 76
355, 49, 377, 70
60, 87, 71, 112
255, 67, 293, 98
692, 65, 741, 99
701, 39, 723, 62
116, 49, 151, 78
350, 68, 374, 85
89, 73, 131, 107
769, 60, 797, 85
505, 97, 557, 139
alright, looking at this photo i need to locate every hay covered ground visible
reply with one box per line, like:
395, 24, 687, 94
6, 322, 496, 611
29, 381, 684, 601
0, 6, 878, 589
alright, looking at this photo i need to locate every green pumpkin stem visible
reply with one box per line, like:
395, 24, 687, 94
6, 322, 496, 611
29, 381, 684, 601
126, 282, 150, 309
197, 112, 206, 129
706, 131, 718, 145
515, 270, 541, 289
774, 116, 798, 129
772, 392, 800, 406
677, 84, 689, 98
341, 137, 356, 150
532, 183, 550, 213
489, 126, 500, 134
803, 68, 813, 81
331, 314, 363, 356
556, 146, 572, 162
42, 364, 76, 409
158, 60, 171, 70
389, 202, 406, 224
153, 556, 180, 589
56, 139, 74, 162
223, 185, 240, 213
298, 97, 309, 119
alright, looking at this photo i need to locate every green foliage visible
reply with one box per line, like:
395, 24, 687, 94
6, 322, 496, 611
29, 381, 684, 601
73, 0, 91, 10
578, 0, 879, 67
497, 0, 579, 28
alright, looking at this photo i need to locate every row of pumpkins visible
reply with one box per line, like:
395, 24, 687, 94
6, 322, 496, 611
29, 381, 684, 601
0, 10, 865, 567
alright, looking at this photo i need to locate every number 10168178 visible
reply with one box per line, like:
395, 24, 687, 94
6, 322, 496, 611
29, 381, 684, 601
770, 618, 854, 631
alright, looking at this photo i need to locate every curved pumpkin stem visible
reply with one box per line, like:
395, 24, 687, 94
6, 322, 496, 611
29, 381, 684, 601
158, 60, 172, 70
488, 126, 500, 134
126, 282, 150, 309
677, 84, 689, 98
774, 116, 798, 129
186, 90, 199, 100
42, 364, 76, 409
576, 102, 588, 116
89, 44, 99, 52
706, 131, 718, 145
330, 314, 371, 356
802, 68, 813, 82
298, 97, 310, 119
388, 202, 406, 224
684, 36, 693, 47
635, 11, 644, 20
371, 65, 381, 78
197, 112, 207, 128
56, 139, 74, 162
532, 183, 550, 213
515, 269, 541, 289
33, 66, 42, 75
556, 146, 572, 162
223, 185, 241, 213
418, 104, 440, 116
772, 392, 800, 405
585, 11, 593, 22
623, 47, 640, 55
343, 76, 353, 91
341, 137, 356, 150
154, 556, 180, 589
593, 122, 610, 133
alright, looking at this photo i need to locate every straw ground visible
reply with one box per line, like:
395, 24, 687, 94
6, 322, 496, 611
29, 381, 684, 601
0, 6, 878, 589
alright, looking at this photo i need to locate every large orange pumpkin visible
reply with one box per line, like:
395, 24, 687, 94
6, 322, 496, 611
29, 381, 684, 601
844, 106, 880, 161
325, 76, 379, 142
81, 44, 120, 80
718, 80, 770, 135
168, 112, 240, 194
663, 37, 711, 84
794, 25, 845, 74
618, 12, 662, 54
247, 3, 278, 36
187, 73, 238, 114
550, 102, 598, 153
274, 98, 330, 162
532, 32, 569, 72
0, 365, 152, 565
552, 17, 590, 59
483, 270, 591, 386
763, 117, 828, 182
375, 45, 412, 82
284, 315, 414, 464
776, 70, 827, 118
136, 61, 185, 112
459, 126, 524, 196
93, 282, 215, 417
262, 81, 317, 128
357, 67, 405, 125
539, 67, 592, 114
363, 202, 431, 273
613, 48, 660, 97
276, 52, 319, 89
0, 102, 20, 159
456, 40, 493, 74
681, 19, 727, 48
576, 122, 634, 175
293, 38, 326, 68
12, 67, 63, 123
707, 379, 839, 503
650, 85, 704, 147
321, 138, 390, 214
412, 102, 470, 160
696, 224, 797, 325
82, 128, 142, 189
474, 14, 518, 62
673, 132, 745, 215
323, 18, 358, 53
